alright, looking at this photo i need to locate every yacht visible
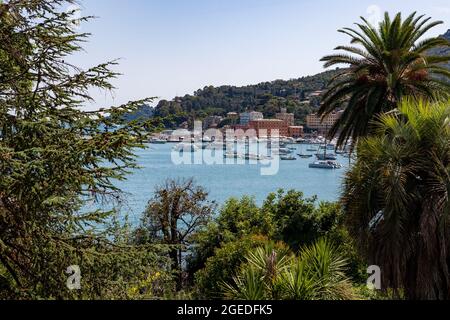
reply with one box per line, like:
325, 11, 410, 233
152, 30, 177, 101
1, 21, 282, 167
272, 148, 292, 155
149, 138, 167, 144
280, 155, 296, 161
298, 154, 313, 159
309, 160, 342, 169
316, 153, 338, 161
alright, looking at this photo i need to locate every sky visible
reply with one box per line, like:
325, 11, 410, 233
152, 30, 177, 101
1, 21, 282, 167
69, 0, 450, 110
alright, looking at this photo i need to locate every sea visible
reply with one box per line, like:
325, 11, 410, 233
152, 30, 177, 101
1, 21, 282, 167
101, 143, 351, 225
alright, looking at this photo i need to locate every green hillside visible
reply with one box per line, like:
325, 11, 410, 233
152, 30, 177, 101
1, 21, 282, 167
153, 69, 339, 126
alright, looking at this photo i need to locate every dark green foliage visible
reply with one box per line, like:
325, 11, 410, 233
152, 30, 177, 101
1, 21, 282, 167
187, 196, 274, 277
343, 99, 450, 300
262, 190, 340, 250
194, 235, 270, 299
222, 239, 357, 300
189, 193, 366, 298
0, 0, 169, 299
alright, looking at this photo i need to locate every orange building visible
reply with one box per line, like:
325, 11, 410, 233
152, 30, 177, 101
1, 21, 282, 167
288, 126, 304, 138
249, 119, 288, 137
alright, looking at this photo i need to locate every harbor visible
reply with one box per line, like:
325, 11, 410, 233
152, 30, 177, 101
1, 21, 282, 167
106, 142, 352, 223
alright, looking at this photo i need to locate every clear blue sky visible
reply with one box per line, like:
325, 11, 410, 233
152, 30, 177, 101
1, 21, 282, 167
71, 0, 450, 110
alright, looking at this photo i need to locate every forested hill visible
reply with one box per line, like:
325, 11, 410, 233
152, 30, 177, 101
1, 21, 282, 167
152, 69, 340, 125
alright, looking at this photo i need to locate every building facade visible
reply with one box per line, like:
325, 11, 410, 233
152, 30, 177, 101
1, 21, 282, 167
249, 119, 288, 137
288, 126, 304, 138
240, 111, 264, 125
306, 111, 343, 134
276, 108, 295, 127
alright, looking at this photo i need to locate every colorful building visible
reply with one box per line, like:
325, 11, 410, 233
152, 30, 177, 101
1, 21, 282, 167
249, 119, 288, 137
306, 111, 343, 134
288, 126, 304, 138
240, 111, 264, 125
276, 108, 295, 127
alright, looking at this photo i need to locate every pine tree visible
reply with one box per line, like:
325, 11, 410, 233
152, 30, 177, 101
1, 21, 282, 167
0, 0, 169, 299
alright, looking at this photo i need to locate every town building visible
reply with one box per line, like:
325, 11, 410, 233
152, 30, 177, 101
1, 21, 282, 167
276, 108, 295, 127
249, 119, 288, 138
288, 126, 304, 138
203, 116, 223, 129
227, 112, 239, 120
306, 111, 343, 134
240, 111, 264, 125
307, 90, 324, 98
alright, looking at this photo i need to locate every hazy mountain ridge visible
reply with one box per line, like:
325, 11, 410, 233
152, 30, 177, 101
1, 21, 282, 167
428, 29, 450, 70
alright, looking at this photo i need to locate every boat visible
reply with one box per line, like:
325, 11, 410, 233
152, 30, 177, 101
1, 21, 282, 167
309, 160, 342, 169
306, 147, 318, 152
149, 138, 167, 144
297, 145, 313, 158
316, 153, 338, 161
272, 147, 293, 155
280, 155, 296, 161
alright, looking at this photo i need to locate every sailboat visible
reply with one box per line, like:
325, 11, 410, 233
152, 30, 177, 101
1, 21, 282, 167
311, 126, 341, 168
297, 145, 313, 158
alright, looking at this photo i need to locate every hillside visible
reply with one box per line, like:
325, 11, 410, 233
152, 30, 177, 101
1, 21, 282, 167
152, 69, 339, 126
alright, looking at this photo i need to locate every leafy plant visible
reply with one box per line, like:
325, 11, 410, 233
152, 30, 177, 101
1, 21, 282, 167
343, 99, 450, 299
222, 239, 357, 300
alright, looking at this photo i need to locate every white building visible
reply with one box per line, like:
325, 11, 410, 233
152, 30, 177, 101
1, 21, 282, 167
240, 111, 264, 125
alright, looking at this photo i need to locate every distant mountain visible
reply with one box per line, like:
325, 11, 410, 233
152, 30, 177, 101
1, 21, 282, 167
122, 103, 154, 122
428, 29, 450, 70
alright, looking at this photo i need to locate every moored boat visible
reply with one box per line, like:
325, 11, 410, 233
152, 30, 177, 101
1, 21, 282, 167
309, 160, 342, 169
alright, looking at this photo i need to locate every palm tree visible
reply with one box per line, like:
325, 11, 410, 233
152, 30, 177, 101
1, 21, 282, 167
319, 12, 450, 147
222, 239, 355, 300
221, 242, 292, 300
343, 99, 450, 299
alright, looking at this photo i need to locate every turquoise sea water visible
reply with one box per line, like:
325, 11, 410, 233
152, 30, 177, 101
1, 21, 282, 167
108, 143, 350, 224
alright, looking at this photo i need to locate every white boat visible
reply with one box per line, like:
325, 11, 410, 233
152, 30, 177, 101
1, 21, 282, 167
149, 138, 167, 144
280, 155, 296, 161
272, 148, 292, 155
309, 160, 342, 169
